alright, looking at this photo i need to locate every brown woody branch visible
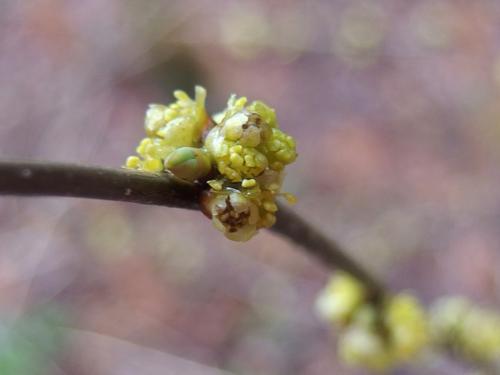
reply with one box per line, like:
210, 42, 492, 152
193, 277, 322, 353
0, 160, 386, 300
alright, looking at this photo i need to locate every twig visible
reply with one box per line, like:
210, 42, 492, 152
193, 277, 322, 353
0, 160, 386, 300
272, 204, 387, 301
0, 160, 201, 210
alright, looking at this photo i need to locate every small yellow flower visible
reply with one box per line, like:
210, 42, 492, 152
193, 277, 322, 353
316, 274, 430, 371
125, 156, 141, 169
384, 293, 428, 361
206, 190, 260, 242
339, 325, 394, 372
315, 272, 367, 325
430, 296, 500, 362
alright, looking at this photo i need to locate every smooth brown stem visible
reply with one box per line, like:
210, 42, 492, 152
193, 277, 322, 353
0, 160, 386, 300
272, 204, 387, 302
0, 160, 201, 210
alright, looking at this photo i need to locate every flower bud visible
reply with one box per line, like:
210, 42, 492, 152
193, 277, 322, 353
205, 191, 259, 241
430, 296, 500, 362
164, 147, 211, 182
339, 326, 393, 371
384, 293, 428, 361
315, 272, 367, 325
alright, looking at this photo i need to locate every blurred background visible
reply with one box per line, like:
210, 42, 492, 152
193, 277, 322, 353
0, 1, 499, 374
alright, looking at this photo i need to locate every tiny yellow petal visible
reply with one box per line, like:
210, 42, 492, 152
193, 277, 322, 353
143, 159, 163, 172
173, 90, 190, 101
269, 140, 281, 152
263, 200, 278, 212
230, 153, 244, 168
230, 145, 243, 154
268, 183, 280, 192
244, 155, 256, 167
283, 193, 297, 205
125, 156, 141, 169
276, 149, 292, 162
208, 179, 223, 191
271, 161, 284, 171
136, 138, 152, 155
263, 212, 276, 227
242, 179, 257, 188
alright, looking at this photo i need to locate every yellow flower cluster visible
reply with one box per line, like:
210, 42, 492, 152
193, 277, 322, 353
125, 86, 297, 241
204, 95, 297, 240
316, 273, 429, 371
206, 96, 296, 181
430, 296, 500, 362
315, 271, 366, 325
125, 86, 209, 173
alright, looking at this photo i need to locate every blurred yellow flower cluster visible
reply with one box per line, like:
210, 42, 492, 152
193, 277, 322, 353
125, 86, 297, 241
430, 296, 500, 363
316, 273, 429, 371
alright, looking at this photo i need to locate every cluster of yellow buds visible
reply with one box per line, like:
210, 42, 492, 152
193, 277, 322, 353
430, 296, 500, 363
316, 273, 429, 371
125, 86, 210, 175
203, 94, 297, 240
125, 86, 297, 241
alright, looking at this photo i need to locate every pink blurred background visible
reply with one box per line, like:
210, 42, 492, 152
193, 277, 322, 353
0, 1, 499, 374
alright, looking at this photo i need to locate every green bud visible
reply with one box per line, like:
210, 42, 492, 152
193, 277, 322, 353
164, 147, 211, 182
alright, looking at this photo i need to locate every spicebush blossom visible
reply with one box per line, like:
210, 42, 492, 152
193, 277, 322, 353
125, 86, 297, 241
316, 273, 429, 371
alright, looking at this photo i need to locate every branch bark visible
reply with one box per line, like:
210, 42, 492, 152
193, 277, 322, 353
0, 160, 201, 210
272, 205, 386, 301
0, 160, 386, 300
